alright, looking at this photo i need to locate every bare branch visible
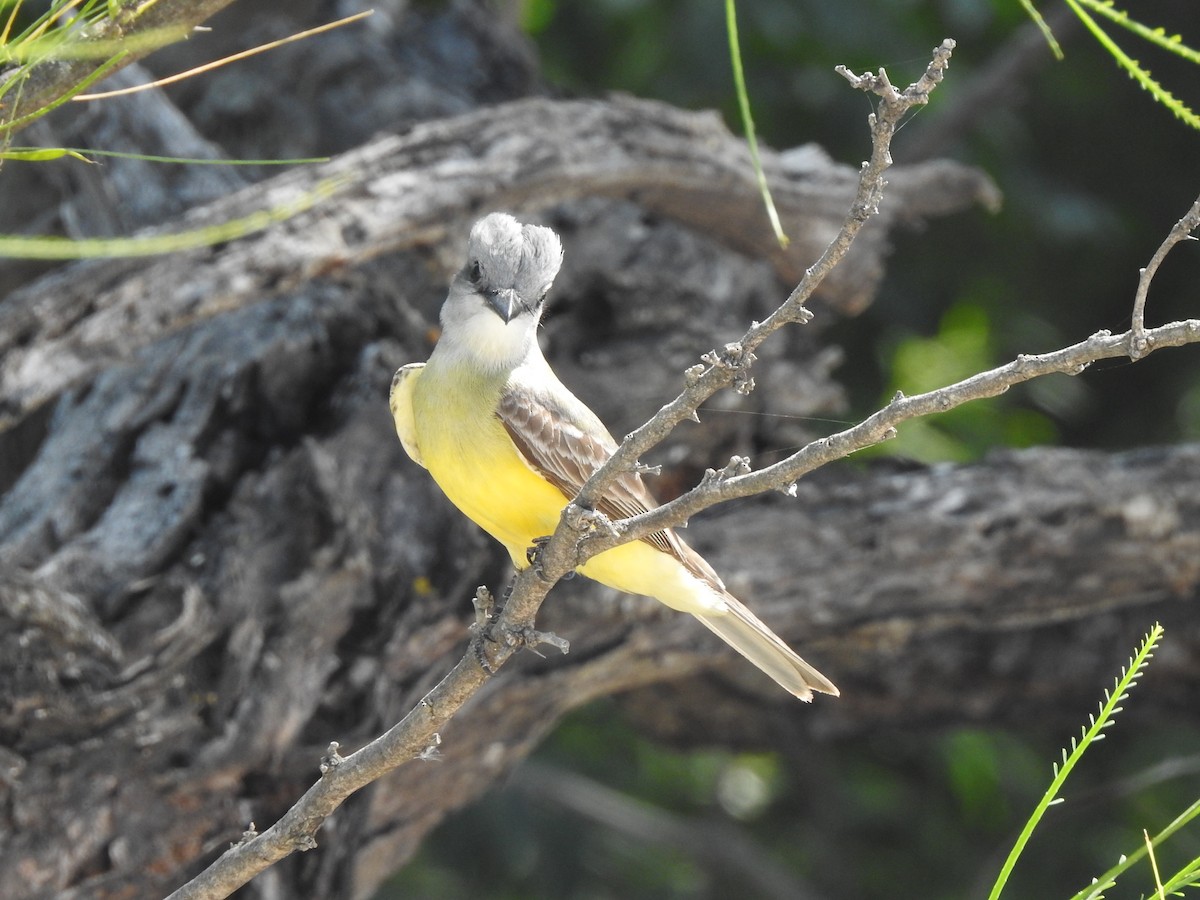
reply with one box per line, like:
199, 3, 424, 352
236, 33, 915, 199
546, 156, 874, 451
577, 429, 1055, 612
167, 41, 963, 899
515, 40, 960, 609
166, 654, 490, 899
586, 317, 1200, 557
575, 186, 1200, 557
1130, 192, 1200, 356
165, 39, 1200, 899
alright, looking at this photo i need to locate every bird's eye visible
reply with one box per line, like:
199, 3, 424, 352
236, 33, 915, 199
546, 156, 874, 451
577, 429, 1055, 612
466, 260, 483, 284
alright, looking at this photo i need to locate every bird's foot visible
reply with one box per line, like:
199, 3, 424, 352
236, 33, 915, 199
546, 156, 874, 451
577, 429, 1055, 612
526, 535, 575, 583
469, 582, 570, 671
472, 585, 499, 628
473, 633, 498, 674
471, 617, 570, 674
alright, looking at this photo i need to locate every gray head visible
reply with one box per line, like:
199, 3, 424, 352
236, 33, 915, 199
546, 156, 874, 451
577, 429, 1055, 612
435, 213, 564, 371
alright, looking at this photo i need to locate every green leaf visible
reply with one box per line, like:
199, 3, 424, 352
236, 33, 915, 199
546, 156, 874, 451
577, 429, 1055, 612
725, 0, 788, 248
0, 177, 344, 259
0, 146, 94, 162
989, 623, 1164, 900
1064, 0, 1200, 130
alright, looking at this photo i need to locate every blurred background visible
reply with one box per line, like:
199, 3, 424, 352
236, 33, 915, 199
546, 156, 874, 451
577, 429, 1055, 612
3, 0, 1197, 896
382, 2, 1200, 898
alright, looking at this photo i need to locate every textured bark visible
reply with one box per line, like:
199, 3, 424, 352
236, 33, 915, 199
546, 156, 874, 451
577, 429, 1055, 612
0, 92, 997, 432
0, 4, 1195, 900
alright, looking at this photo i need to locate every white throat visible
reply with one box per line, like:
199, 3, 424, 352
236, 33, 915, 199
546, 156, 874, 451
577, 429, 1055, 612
435, 303, 541, 376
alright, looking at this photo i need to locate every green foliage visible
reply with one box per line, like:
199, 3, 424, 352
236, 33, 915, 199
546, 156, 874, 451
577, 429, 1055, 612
725, 0, 788, 248
0, 2, 343, 260
1057, 0, 1200, 129
0, 177, 344, 259
943, 730, 1014, 831
0, 0, 176, 134
0, 53, 125, 135
0, 0, 111, 64
0, 145, 93, 162
989, 623, 1165, 899
863, 301, 1058, 462
519, 0, 556, 35
1070, 795, 1200, 899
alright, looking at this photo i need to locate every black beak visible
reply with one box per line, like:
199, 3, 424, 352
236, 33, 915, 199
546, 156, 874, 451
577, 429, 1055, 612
486, 288, 522, 324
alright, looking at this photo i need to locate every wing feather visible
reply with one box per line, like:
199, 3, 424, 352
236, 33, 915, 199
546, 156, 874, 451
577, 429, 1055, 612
496, 383, 723, 590
389, 363, 427, 468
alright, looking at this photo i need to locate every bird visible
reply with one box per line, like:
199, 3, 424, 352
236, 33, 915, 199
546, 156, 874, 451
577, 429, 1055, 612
389, 212, 838, 701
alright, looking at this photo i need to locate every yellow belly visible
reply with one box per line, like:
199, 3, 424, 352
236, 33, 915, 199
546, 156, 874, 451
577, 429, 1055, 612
412, 364, 564, 563
409, 362, 712, 612
427, 427, 570, 564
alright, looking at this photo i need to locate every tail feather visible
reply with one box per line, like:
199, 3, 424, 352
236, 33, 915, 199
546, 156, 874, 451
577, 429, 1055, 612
693, 597, 839, 702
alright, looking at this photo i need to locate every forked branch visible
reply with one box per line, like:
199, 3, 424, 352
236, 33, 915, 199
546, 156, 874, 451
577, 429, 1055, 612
168, 39, 1200, 900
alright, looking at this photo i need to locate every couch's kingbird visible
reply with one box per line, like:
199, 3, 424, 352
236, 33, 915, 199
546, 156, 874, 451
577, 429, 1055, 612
390, 213, 837, 700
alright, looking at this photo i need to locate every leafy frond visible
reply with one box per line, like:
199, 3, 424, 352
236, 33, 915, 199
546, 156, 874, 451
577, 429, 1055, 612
1062, 0, 1200, 130
988, 623, 1164, 900
1158, 851, 1200, 895
1074, 798, 1200, 900
1078, 0, 1200, 65
1018, 0, 1065, 59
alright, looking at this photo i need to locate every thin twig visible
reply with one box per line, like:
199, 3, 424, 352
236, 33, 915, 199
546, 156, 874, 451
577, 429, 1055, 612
166, 655, 491, 899
167, 41, 961, 900
167, 39, 1200, 900
581, 318, 1200, 559
512, 40, 961, 618
1130, 192, 1200, 356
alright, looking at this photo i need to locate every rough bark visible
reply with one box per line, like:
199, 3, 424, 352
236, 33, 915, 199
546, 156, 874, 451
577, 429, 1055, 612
0, 91, 998, 432
1, 4, 1196, 899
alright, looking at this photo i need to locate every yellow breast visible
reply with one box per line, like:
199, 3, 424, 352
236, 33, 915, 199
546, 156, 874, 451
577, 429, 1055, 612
403, 357, 711, 613
411, 363, 567, 566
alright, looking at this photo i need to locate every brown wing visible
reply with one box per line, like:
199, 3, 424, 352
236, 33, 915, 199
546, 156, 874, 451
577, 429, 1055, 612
496, 384, 723, 590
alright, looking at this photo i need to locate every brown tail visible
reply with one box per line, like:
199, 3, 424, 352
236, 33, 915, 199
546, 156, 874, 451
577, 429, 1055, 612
693, 596, 839, 701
